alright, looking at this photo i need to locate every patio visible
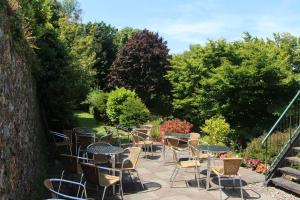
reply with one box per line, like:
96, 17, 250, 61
48, 140, 298, 200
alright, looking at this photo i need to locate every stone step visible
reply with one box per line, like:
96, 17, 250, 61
293, 147, 300, 151
278, 167, 300, 179
286, 157, 300, 164
272, 177, 300, 195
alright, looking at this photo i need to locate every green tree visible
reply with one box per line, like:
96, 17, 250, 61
114, 27, 139, 49
167, 34, 300, 145
107, 29, 171, 109
85, 22, 117, 89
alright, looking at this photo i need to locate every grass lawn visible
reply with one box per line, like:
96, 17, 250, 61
74, 111, 108, 134
73, 111, 131, 143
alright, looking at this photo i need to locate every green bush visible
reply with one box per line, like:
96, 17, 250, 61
119, 96, 150, 127
86, 89, 108, 121
106, 87, 139, 125
201, 116, 231, 144
244, 130, 289, 163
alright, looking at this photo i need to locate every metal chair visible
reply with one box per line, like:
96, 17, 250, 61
188, 139, 208, 161
98, 131, 113, 144
49, 130, 72, 155
212, 158, 244, 200
80, 162, 123, 200
131, 130, 153, 157
44, 178, 93, 200
115, 147, 144, 189
169, 146, 201, 188
77, 134, 96, 157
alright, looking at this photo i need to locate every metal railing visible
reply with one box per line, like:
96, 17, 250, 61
261, 90, 300, 181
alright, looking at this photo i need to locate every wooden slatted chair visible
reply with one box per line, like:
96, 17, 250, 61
80, 162, 123, 200
212, 158, 243, 200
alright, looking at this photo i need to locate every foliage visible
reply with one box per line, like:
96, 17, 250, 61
108, 29, 171, 110
58, 16, 97, 100
86, 89, 108, 121
149, 119, 163, 141
167, 34, 300, 145
160, 118, 193, 134
106, 87, 136, 124
114, 27, 139, 49
85, 22, 117, 89
243, 131, 289, 163
118, 96, 150, 127
201, 116, 231, 144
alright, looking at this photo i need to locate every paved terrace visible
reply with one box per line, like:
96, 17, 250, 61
50, 144, 299, 200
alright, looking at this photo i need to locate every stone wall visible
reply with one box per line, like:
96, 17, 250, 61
0, 3, 47, 200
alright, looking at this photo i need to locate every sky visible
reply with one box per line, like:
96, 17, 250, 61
77, 0, 300, 54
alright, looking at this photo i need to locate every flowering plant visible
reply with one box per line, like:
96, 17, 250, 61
160, 118, 193, 134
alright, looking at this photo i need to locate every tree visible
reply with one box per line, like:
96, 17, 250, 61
114, 27, 140, 49
85, 22, 117, 89
167, 34, 300, 145
107, 29, 170, 109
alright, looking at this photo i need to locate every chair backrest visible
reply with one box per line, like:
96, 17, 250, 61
170, 147, 179, 162
99, 133, 113, 143
59, 154, 81, 174
223, 158, 242, 175
77, 134, 95, 149
166, 137, 179, 148
44, 178, 89, 200
131, 131, 141, 144
188, 139, 199, 148
128, 147, 142, 168
189, 132, 200, 140
80, 163, 99, 185
73, 127, 93, 135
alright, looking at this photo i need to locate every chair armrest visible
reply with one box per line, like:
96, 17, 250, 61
96, 166, 122, 173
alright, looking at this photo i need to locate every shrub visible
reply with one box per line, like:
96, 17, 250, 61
86, 89, 108, 121
119, 96, 150, 127
243, 130, 289, 163
149, 119, 163, 141
160, 118, 193, 134
201, 116, 230, 144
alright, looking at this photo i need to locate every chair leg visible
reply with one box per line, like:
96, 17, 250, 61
239, 176, 244, 200
58, 170, 65, 192
171, 167, 180, 187
135, 170, 145, 189
196, 166, 200, 189
151, 144, 153, 156
169, 165, 178, 181
218, 175, 222, 200
101, 186, 107, 200
119, 181, 124, 200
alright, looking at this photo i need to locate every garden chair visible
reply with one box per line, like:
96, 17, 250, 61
80, 162, 123, 200
188, 139, 208, 161
87, 142, 112, 165
58, 154, 92, 191
131, 130, 153, 157
98, 131, 113, 144
44, 178, 93, 200
115, 147, 144, 189
169, 146, 201, 188
166, 137, 189, 150
212, 158, 243, 200
77, 133, 96, 157
189, 132, 200, 140
49, 130, 72, 155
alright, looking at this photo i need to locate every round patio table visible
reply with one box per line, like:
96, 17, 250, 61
197, 144, 230, 190
87, 144, 124, 193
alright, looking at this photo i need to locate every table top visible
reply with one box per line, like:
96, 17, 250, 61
73, 127, 96, 135
164, 132, 190, 138
197, 144, 230, 153
87, 144, 124, 155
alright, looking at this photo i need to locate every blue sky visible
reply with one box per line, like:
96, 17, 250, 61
78, 0, 300, 54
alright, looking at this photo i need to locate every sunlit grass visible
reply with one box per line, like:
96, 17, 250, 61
74, 111, 107, 134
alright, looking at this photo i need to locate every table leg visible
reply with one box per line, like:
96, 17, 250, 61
163, 139, 166, 161
206, 154, 211, 190
112, 155, 116, 193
